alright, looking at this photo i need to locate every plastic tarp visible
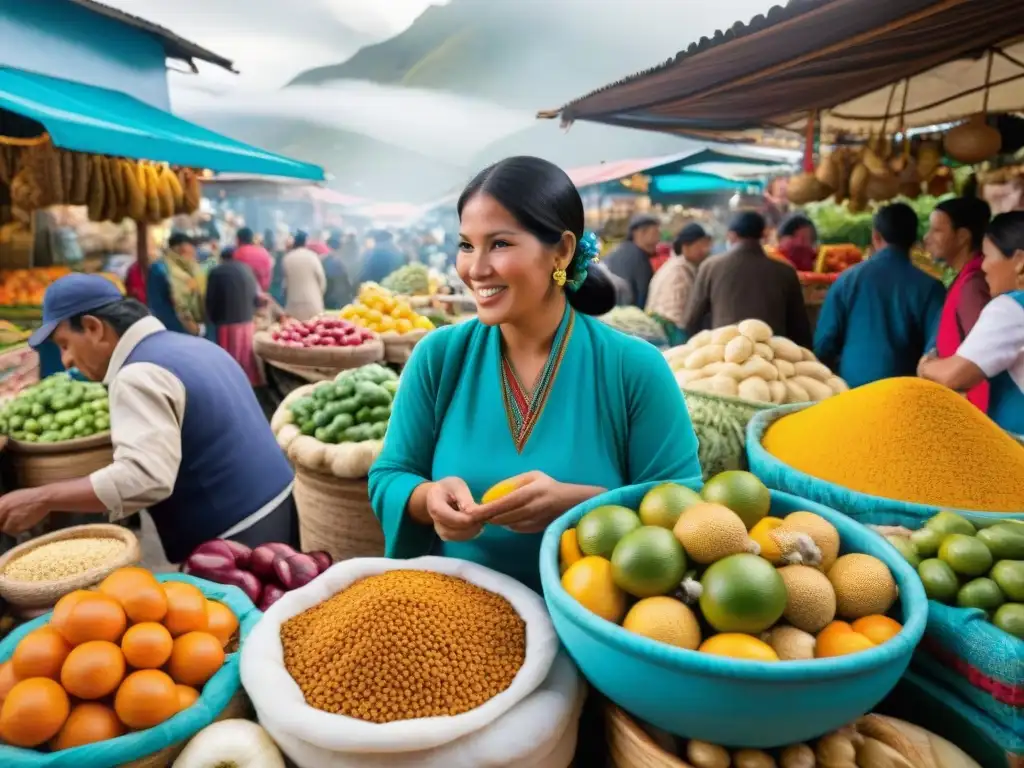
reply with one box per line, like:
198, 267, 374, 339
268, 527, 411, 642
0, 67, 324, 181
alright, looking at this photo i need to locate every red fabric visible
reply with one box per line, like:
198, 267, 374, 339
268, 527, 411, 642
125, 262, 146, 304
216, 322, 263, 386
651, 243, 672, 273
777, 240, 818, 272
233, 244, 274, 292
937, 254, 990, 412
923, 639, 1023, 707
307, 242, 330, 256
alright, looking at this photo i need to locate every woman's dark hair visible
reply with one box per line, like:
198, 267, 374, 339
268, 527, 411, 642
728, 211, 766, 240
456, 156, 616, 316
221, 246, 236, 261
68, 298, 150, 336
986, 211, 1024, 258
873, 202, 919, 250
778, 213, 816, 241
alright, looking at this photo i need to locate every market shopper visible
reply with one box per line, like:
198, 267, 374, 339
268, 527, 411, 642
234, 227, 274, 293
924, 196, 993, 412
358, 230, 406, 285
282, 231, 326, 322
919, 212, 1024, 435
776, 214, 819, 271
681, 212, 812, 347
645, 223, 712, 344
369, 156, 702, 592
205, 246, 263, 386
147, 233, 206, 336
322, 232, 356, 310
815, 203, 945, 388
0, 274, 298, 557
602, 213, 659, 309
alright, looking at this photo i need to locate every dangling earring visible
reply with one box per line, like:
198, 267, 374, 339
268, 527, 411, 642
552, 268, 567, 287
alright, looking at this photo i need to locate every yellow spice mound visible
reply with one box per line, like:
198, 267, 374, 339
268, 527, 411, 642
763, 377, 1024, 512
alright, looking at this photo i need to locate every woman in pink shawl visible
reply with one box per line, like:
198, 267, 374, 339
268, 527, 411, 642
924, 197, 992, 412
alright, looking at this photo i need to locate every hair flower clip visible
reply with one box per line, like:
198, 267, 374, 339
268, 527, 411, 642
566, 230, 600, 291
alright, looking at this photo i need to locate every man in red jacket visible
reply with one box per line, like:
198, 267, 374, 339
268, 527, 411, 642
232, 227, 274, 293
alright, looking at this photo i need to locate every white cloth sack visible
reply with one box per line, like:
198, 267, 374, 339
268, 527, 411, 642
241, 556, 566, 764
262, 651, 585, 768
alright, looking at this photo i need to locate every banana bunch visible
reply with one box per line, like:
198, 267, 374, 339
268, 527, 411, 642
1, 139, 202, 223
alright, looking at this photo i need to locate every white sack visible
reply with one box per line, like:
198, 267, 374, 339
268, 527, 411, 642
241, 556, 560, 756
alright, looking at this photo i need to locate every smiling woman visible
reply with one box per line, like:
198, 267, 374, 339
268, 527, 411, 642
368, 156, 702, 592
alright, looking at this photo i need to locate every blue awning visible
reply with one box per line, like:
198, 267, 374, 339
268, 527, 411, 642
0, 67, 324, 181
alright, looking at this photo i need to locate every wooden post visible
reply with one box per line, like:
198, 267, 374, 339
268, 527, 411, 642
136, 221, 149, 274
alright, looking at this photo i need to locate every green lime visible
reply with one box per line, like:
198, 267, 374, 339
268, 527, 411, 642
610, 526, 687, 598
939, 534, 993, 577
910, 528, 944, 557
956, 578, 1005, 613
990, 560, 1024, 601
926, 511, 975, 537
700, 471, 771, 530
37, 413, 54, 429
886, 535, 921, 568
977, 525, 1024, 560
22, 418, 40, 434
638, 483, 703, 529
7, 414, 23, 430
29, 402, 44, 418
38, 431, 60, 443
59, 426, 75, 441
992, 603, 1024, 639
576, 505, 643, 559
699, 553, 787, 634
94, 415, 110, 431
918, 559, 960, 603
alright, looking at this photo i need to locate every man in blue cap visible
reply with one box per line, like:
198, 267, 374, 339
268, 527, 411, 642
0, 274, 298, 561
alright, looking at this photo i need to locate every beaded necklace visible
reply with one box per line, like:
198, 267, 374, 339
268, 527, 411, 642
499, 308, 574, 453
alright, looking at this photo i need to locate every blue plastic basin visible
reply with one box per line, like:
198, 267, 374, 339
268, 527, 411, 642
540, 481, 927, 748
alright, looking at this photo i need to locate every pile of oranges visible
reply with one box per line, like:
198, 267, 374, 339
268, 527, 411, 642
0, 568, 237, 751
0, 268, 124, 308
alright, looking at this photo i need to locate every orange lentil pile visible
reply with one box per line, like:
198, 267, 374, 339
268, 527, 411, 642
280, 570, 526, 723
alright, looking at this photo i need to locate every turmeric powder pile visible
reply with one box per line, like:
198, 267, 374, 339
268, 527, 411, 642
763, 377, 1024, 512
281, 570, 526, 723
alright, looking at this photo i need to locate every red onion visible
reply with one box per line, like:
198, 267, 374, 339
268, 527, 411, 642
274, 554, 320, 590
259, 584, 286, 611
250, 544, 283, 581
183, 552, 236, 579
220, 540, 253, 569
216, 569, 263, 605
306, 550, 333, 574
262, 542, 297, 558
189, 539, 236, 562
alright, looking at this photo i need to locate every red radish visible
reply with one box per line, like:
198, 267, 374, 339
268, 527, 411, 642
189, 539, 237, 562
219, 539, 253, 569
249, 544, 283, 581
183, 552, 236, 578
259, 584, 286, 611
274, 554, 320, 590
306, 551, 333, 573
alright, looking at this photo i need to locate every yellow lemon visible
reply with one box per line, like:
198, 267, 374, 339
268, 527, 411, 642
559, 529, 584, 575
395, 318, 413, 334
749, 517, 785, 564
698, 633, 779, 661
622, 597, 701, 649
561, 557, 626, 623
414, 316, 435, 331
481, 477, 520, 504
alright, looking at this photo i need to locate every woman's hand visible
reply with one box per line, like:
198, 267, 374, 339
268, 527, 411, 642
473, 472, 604, 534
424, 477, 483, 542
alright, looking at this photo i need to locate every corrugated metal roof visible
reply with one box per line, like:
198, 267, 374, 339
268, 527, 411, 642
546, 0, 826, 119
67, 0, 235, 73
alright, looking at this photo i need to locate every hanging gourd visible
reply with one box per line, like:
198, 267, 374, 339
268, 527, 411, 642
787, 112, 833, 204
945, 114, 1002, 164
944, 52, 1002, 165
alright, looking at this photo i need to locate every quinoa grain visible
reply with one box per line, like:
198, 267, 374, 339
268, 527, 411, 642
280, 570, 526, 723
3, 538, 127, 581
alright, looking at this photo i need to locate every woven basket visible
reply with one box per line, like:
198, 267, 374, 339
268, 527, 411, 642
381, 328, 429, 365
682, 390, 774, 480
265, 359, 339, 383
0, 523, 140, 609
606, 704, 690, 768
293, 465, 384, 561
122, 690, 252, 768
254, 330, 384, 370
6, 431, 114, 488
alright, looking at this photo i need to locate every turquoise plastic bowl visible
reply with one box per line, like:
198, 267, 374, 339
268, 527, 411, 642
539, 481, 927, 748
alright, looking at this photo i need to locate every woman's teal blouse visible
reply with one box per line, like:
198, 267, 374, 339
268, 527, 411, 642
368, 309, 702, 592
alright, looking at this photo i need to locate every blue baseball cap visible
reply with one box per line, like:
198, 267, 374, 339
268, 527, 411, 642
29, 274, 124, 348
